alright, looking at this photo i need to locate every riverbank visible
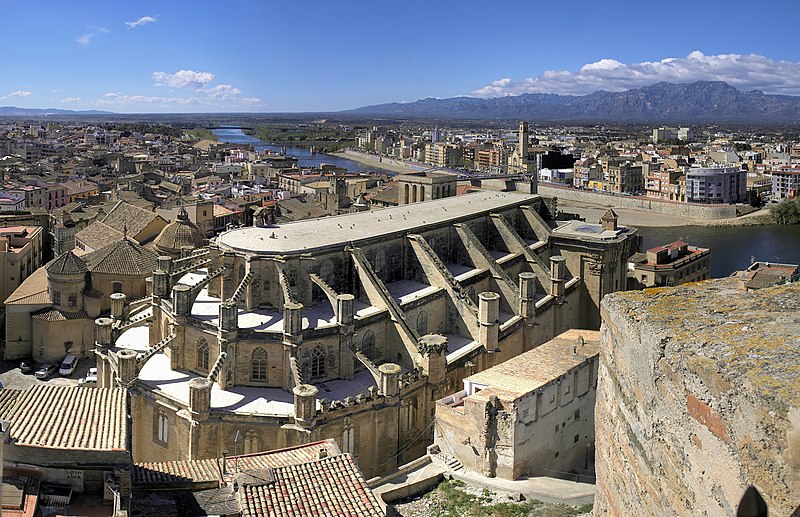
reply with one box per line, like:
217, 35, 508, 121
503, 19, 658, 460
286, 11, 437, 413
329, 151, 418, 174
559, 199, 774, 228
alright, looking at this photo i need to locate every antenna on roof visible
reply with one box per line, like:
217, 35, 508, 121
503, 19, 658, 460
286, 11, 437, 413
123, 220, 128, 240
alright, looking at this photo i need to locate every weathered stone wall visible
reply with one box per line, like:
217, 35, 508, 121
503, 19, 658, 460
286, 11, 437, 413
538, 184, 738, 220
595, 279, 800, 516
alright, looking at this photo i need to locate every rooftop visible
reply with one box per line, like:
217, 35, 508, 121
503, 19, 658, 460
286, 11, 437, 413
552, 220, 634, 242
217, 191, 539, 255
465, 329, 600, 400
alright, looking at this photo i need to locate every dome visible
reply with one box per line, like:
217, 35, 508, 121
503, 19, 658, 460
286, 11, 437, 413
154, 207, 205, 257
46, 251, 88, 276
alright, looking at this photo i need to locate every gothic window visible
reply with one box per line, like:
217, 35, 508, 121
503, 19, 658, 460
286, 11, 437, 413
112, 282, 123, 294
311, 346, 326, 379
374, 248, 386, 273
156, 410, 169, 446
197, 339, 210, 371
251, 347, 268, 381
243, 430, 260, 455
238, 264, 246, 282
416, 310, 428, 335
342, 422, 355, 454
361, 330, 376, 361
286, 267, 297, 286
427, 236, 437, 254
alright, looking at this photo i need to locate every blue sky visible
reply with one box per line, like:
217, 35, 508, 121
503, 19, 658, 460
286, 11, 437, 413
2, 0, 799, 113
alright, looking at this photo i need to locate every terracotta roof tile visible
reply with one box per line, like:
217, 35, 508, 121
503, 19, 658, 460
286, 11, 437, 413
75, 221, 123, 251
4, 267, 50, 305
0, 386, 127, 451
45, 251, 88, 275
83, 238, 158, 276
101, 201, 164, 238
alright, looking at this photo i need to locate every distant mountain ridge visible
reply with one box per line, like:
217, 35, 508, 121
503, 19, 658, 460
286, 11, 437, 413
0, 106, 114, 116
348, 81, 800, 122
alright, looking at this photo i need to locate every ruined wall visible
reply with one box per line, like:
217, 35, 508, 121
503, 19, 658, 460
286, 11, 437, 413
595, 279, 800, 516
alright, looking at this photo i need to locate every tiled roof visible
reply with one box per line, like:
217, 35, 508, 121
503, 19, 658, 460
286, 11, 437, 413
4, 267, 50, 305
83, 237, 158, 276
133, 439, 341, 487
154, 214, 205, 254
101, 201, 165, 238
0, 389, 22, 415
75, 221, 124, 251
45, 251, 88, 275
31, 308, 89, 321
238, 454, 383, 517
0, 386, 127, 451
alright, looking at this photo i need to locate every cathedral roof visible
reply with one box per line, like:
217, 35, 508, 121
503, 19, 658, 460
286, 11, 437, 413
45, 251, 88, 275
154, 207, 205, 255
83, 237, 158, 276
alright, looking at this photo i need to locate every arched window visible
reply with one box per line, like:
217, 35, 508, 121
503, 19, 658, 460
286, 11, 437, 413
374, 248, 386, 273
361, 330, 376, 361
416, 310, 428, 335
112, 282, 123, 294
244, 430, 260, 455
156, 410, 169, 446
286, 267, 297, 286
251, 347, 268, 381
197, 339, 210, 371
238, 264, 246, 282
342, 422, 355, 454
311, 346, 326, 379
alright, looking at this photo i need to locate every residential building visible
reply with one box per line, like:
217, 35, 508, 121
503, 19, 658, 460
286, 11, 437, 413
0, 225, 43, 305
736, 261, 798, 291
770, 167, 800, 200
424, 142, 462, 168
435, 329, 600, 480
652, 127, 678, 143
607, 162, 643, 194
627, 241, 711, 289
685, 167, 747, 204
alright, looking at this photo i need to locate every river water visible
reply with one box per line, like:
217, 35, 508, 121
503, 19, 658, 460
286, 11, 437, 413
212, 129, 799, 277
212, 127, 377, 172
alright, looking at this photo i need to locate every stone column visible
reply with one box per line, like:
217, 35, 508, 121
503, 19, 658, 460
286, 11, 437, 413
379, 363, 402, 397
293, 384, 318, 428
172, 284, 191, 315
518, 272, 537, 351
416, 334, 448, 385
550, 256, 566, 301
283, 302, 304, 390
221, 251, 235, 300
478, 292, 500, 352
116, 349, 138, 386
95, 317, 113, 348
188, 378, 212, 421
337, 294, 355, 381
110, 293, 126, 320
219, 302, 238, 332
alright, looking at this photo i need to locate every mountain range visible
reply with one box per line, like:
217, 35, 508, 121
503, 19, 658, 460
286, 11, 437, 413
348, 81, 800, 122
0, 107, 113, 116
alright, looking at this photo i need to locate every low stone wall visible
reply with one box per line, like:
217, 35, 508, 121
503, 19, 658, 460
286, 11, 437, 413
537, 184, 738, 220
341, 149, 428, 172
594, 279, 800, 516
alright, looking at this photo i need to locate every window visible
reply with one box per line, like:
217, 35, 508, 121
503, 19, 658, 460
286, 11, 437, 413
156, 411, 169, 446
342, 423, 355, 454
574, 434, 580, 444
311, 346, 326, 379
574, 409, 581, 420
52, 291, 61, 305
244, 430, 259, 455
374, 248, 386, 273
68, 295, 77, 307
251, 347, 268, 381
361, 330, 376, 361
238, 264, 246, 282
197, 339, 210, 371
416, 310, 428, 335
112, 282, 123, 294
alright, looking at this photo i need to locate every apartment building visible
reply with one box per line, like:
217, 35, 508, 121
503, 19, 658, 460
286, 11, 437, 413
607, 162, 643, 194
0, 225, 43, 303
627, 240, 710, 289
685, 167, 747, 204
771, 167, 800, 200
424, 142, 463, 168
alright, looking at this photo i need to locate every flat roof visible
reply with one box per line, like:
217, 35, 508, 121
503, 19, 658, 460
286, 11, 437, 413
217, 191, 539, 255
552, 220, 634, 242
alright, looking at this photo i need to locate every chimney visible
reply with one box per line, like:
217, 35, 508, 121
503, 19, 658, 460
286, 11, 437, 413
318, 447, 328, 460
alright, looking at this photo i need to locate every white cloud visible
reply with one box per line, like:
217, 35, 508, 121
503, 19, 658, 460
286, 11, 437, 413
241, 97, 263, 106
60, 97, 84, 104
473, 51, 800, 97
0, 90, 32, 100
125, 16, 158, 29
201, 84, 242, 99
98, 92, 201, 105
77, 33, 94, 45
153, 70, 215, 89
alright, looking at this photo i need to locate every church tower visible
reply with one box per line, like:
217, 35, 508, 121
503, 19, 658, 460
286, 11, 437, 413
508, 120, 531, 175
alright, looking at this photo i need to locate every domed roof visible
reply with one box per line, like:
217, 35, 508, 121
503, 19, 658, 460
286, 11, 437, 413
84, 237, 158, 276
46, 251, 88, 275
154, 206, 205, 256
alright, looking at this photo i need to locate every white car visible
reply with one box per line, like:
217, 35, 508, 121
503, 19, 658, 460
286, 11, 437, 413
78, 368, 98, 387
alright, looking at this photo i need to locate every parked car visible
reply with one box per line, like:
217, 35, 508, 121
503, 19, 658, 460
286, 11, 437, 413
59, 354, 78, 376
78, 368, 98, 387
20, 361, 34, 374
35, 363, 58, 380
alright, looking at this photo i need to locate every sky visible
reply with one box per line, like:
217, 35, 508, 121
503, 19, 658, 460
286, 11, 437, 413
2, 0, 800, 113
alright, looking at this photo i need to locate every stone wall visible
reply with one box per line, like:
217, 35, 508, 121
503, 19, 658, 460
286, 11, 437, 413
595, 279, 800, 516
538, 184, 738, 220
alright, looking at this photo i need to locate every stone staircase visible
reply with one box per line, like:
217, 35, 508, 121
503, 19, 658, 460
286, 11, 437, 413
430, 450, 464, 472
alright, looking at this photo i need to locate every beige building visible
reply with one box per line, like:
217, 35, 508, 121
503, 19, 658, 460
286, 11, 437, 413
424, 142, 462, 168
507, 121, 534, 175
627, 240, 711, 289
75, 200, 168, 253
607, 162, 643, 194
94, 191, 639, 479
435, 329, 600, 480
0, 225, 43, 305
397, 171, 458, 204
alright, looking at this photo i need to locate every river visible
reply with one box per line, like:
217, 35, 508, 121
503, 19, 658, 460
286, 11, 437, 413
211, 127, 381, 172
637, 224, 800, 278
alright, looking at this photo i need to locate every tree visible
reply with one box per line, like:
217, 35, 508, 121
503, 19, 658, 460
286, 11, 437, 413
770, 198, 800, 224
